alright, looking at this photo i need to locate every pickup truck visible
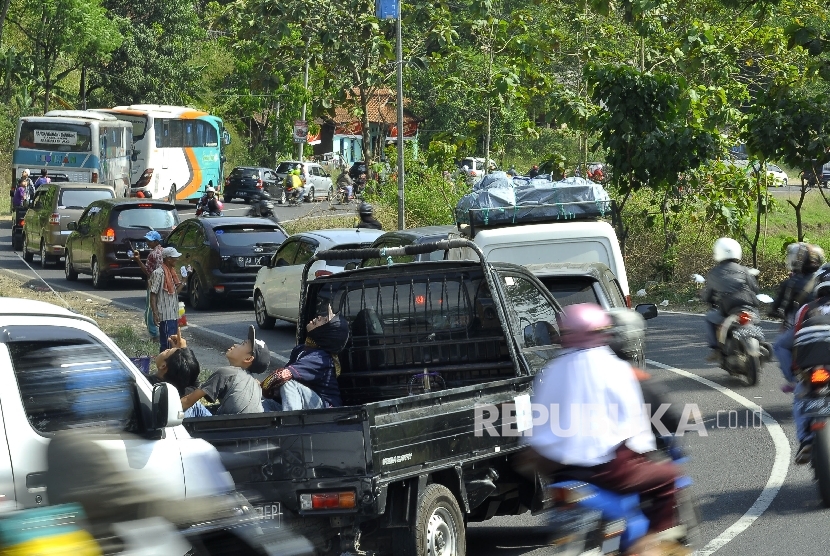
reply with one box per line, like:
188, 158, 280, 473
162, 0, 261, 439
183, 240, 568, 555
0, 298, 309, 554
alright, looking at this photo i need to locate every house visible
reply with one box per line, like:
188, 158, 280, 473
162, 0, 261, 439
312, 88, 420, 166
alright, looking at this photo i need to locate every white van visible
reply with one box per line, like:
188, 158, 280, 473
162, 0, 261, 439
448, 220, 631, 302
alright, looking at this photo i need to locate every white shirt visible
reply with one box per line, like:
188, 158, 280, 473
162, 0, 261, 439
526, 346, 655, 466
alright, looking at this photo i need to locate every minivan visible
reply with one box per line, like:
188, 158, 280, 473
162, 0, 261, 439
64, 199, 179, 288
22, 182, 116, 267
448, 220, 631, 304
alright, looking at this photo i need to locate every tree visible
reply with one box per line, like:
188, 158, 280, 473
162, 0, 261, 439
745, 87, 830, 243
8, 0, 122, 111
87, 0, 201, 106
586, 64, 723, 277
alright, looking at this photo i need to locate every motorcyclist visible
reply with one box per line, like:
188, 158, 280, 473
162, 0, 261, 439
357, 202, 382, 230
354, 172, 368, 196
336, 171, 354, 200
700, 237, 760, 362
790, 268, 830, 463
248, 196, 279, 222
286, 169, 304, 203
523, 303, 684, 553
771, 243, 824, 386
197, 186, 222, 216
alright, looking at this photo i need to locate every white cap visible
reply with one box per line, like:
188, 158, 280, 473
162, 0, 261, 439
206, 186, 216, 193
162, 247, 181, 258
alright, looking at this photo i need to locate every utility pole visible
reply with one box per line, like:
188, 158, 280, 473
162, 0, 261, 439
395, 0, 405, 230
298, 44, 310, 161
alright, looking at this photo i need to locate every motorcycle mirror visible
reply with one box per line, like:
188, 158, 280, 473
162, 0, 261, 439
756, 293, 774, 304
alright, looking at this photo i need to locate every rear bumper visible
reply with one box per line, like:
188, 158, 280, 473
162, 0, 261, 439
207, 271, 259, 298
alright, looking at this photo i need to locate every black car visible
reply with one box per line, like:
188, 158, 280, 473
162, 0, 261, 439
347, 161, 367, 180
165, 216, 288, 309
358, 225, 456, 267
525, 261, 657, 366
223, 166, 282, 204
64, 199, 179, 288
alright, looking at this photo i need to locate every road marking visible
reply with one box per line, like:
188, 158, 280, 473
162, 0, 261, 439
646, 359, 791, 555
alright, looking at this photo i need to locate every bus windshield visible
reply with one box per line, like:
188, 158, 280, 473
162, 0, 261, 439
19, 122, 92, 153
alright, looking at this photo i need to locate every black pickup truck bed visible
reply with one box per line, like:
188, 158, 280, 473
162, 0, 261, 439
184, 241, 563, 554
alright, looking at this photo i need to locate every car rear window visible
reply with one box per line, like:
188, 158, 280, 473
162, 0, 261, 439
275, 162, 299, 173
231, 168, 259, 178
114, 206, 178, 230
538, 277, 601, 307
213, 225, 286, 248
59, 189, 114, 209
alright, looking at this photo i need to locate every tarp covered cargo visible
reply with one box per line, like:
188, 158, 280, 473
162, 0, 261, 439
455, 171, 613, 228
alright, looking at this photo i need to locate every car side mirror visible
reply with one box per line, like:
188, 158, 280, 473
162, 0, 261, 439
344, 261, 358, 271
276, 258, 290, 267
635, 303, 658, 320
67, 221, 77, 231
152, 382, 183, 429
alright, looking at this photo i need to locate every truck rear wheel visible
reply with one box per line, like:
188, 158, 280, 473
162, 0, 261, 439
394, 484, 466, 556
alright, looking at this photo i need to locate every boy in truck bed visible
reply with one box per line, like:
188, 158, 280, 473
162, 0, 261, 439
261, 305, 350, 411
181, 325, 270, 414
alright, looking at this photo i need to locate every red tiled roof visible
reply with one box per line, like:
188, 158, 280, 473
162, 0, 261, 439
329, 88, 419, 125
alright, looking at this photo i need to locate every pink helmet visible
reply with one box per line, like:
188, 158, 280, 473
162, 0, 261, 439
557, 303, 612, 349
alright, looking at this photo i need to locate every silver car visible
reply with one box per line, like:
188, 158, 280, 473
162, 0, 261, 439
274, 160, 334, 202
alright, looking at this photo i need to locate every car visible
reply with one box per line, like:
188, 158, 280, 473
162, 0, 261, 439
22, 182, 116, 267
358, 225, 457, 267
525, 261, 657, 365
457, 157, 497, 183
274, 160, 334, 202
253, 228, 384, 327
64, 198, 179, 288
166, 216, 288, 310
223, 166, 282, 204
765, 164, 789, 187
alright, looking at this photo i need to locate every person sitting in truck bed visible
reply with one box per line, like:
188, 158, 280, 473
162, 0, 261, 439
261, 305, 350, 411
149, 332, 212, 418
180, 325, 270, 415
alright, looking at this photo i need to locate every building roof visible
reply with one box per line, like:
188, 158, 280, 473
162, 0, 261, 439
329, 88, 420, 126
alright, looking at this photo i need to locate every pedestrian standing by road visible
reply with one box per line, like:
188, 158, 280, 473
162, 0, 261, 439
34, 169, 50, 189
133, 231, 165, 340
12, 178, 27, 209
20, 169, 35, 203
149, 247, 184, 353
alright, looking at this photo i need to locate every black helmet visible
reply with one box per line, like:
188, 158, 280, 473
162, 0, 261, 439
816, 267, 830, 298
358, 202, 374, 216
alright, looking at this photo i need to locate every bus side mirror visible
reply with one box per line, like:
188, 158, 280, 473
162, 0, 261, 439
222, 130, 231, 145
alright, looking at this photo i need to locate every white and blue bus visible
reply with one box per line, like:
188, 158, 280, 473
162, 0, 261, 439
95, 105, 227, 201
13, 111, 133, 197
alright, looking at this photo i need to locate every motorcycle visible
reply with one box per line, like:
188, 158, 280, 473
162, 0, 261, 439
196, 198, 224, 217
284, 181, 304, 206
11, 205, 26, 251
695, 273, 774, 386
545, 435, 700, 555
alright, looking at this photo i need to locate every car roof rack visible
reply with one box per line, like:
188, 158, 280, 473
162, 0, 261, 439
455, 200, 617, 238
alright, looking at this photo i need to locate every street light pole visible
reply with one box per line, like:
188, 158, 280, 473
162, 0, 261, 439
299, 55, 309, 161
395, 0, 405, 230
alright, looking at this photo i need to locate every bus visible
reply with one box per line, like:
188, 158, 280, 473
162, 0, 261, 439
95, 105, 227, 202
13, 111, 133, 198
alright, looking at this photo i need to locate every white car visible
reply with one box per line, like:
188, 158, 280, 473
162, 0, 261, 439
765, 164, 789, 187
274, 160, 334, 201
253, 228, 385, 327
457, 157, 498, 184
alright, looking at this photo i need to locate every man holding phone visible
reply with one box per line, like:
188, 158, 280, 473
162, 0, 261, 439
133, 231, 165, 340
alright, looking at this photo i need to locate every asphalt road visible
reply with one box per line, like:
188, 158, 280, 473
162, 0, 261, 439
2, 203, 828, 555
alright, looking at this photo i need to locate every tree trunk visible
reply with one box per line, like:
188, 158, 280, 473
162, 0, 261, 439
43, 72, 50, 113
483, 25, 494, 174
359, 87, 372, 165
0, 0, 11, 47
788, 179, 809, 242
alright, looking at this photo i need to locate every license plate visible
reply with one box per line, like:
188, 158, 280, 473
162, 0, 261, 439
238, 256, 265, 267
254, 503, 282, 526
133, 241, 148, 251
795, 397, 830, 416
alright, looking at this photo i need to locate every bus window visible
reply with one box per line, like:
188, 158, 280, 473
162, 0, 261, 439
20, 122, 92, 153
184, 121, 196, 147
205, 123, 218, 147
169, 120, 183, 148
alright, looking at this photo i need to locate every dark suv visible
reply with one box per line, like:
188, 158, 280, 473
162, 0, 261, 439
223, 166, 281, 204
64, 199, 180, 288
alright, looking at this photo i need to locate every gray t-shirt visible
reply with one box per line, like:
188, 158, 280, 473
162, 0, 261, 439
200, 366, 263, 415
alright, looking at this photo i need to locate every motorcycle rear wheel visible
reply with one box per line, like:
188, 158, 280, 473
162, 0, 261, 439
814, 420, 830, 507
743, 338, 760, 386
676, 488, 703, 549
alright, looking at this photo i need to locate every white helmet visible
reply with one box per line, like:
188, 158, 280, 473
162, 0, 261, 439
713, 237, 742, 263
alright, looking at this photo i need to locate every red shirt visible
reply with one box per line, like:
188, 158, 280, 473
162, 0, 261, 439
146, 245, 164, 275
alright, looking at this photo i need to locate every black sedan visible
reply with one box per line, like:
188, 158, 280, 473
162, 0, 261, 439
165, 216, 288, 309
223, 166, 283, 204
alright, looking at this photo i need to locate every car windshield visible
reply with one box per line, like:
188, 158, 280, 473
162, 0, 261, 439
231, 168, 260, 178
538, 277, 601, 306
59, 189, 114, 209
19, 122, 92, 153
115, 207, 178, 230
768, 164, 782, 172
276, 162, 298, 173
213, 225, 286, 247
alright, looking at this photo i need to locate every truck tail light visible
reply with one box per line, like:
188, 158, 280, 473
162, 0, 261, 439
315, 270, 333, 278
91, 172, 99, 183
256, 179, 263, 189
101, 228, 115, 242
49, 213, 61, 225
299, 491, 356, 511
738, 311, 752, 325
